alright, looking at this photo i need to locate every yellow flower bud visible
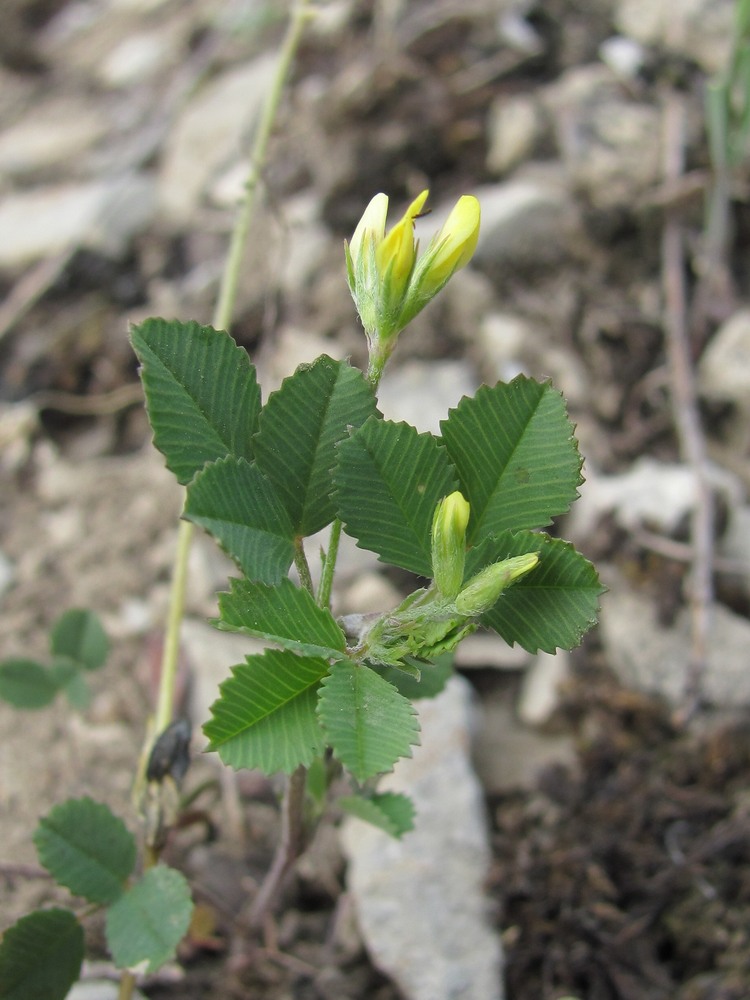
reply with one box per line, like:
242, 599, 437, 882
454, 553, 539, 616
421, 195, 481, 293
431, 491, 470, 599
345, 190, 480, 366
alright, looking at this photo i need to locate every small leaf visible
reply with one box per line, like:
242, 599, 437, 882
0, 908, 83, 1000
339, 791, 415, 837
217, 578, 347, 659
375, 651, 454, 700
335, 417, 458, 576
33, 797, 137, 905
131, 318, 261, 484
50, 609, 108, 671
185, 457, 295, 583
204, 650, 328, 773
50, 659, 91, 710
317, 660, 419, 781
0, 659, 58, 709
440, 377, 583, 542
466, 531, 604, 653
106, 865, 193, 973
254, 356, 378, 535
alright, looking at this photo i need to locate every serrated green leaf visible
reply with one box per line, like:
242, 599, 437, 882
338, 791, 415, 837
50, 609, 108, 671
204, 650, 328, 773
254, 356, 378, 535
317, 660, 419, 780
217, 578, 347, 658
375, 651, 454, 700
131, 318, 261, 485
106, 865, 192, 973
185, 457, 295, 583
0, 908, 83, 1000
335, 417, 458, 576
440, 377, 582, 541
33, 797, 136, 905
0, 659, 58, 709
466, 530, 604, 653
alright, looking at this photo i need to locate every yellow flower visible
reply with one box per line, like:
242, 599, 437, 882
345, 190, 480, 361
454, 553, 539, 617
431, 491, 471, 599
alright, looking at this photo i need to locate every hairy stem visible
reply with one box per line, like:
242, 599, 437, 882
294, 537, 315, 595
249, 764, 308, 927
317, 518, 342, 609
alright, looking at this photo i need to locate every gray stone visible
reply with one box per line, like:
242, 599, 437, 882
600, 573, 750, 706
69, 980, 147, 1000
473, 684, 575, 794
341, 675, 504, 1000
546, 65, 661, 210
0, 174, 156, 268
486, 94, 542, 175
699, 308, 750, 409
614, 0, 733, 74
567, 457, 743, 541
517, 650, 571, 726
471, 170, 578, 273
454, 631, 531, 671
158, 57, 276, 223
377, 359, 478, 434
0, 100, 107, 175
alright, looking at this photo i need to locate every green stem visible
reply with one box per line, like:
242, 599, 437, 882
294, 537, 315, 595
117, 972, 136, 1000
317, 518, 342, 609
213, 0, 315, 332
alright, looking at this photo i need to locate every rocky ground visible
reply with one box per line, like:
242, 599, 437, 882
1, 1, 750, 998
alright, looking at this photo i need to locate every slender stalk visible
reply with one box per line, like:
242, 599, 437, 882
249, 765, 308, 927
213, 0, 315, 332
117, 972, 137, 1000
294, 537, 315, 595
317, 518, 342, 609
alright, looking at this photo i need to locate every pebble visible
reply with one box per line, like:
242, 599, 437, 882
341, 675, 504, 1000
614, 0, 734, 74
0, 174, 156, 269
376, 359, 478, 434
0, 101, 107, 175
699, 308, 750, 410
158, 56, 277, 223
517, 649, 571, 726
600, 572, 750, 706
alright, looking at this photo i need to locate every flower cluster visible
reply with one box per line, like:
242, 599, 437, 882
345, 190, 480, 370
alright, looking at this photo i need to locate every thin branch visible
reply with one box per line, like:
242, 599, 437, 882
660, 89, 716, 722
248, 764, 308, 927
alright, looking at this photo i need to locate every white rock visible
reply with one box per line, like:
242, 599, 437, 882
600, 575, 750, 706
454, 631, 531, 671
69, 980, 147, 1000
718, 505, 750, 600
546, 65, 661, 210
0, 174, 156, 268
341, 675, 504, 1000
158, 57, 276, 223
567, 456, 742, 540
377, 359, 478, 434
473, 687, 575, 793
699, 308, 750, 408
599, 35, 646, 80
471, 171, 577, 271
0, 102, 107, 174
517, 650, 570, 726
486, 94, 541, 175
614, 0, 733, 74
98, 31, 170, 87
